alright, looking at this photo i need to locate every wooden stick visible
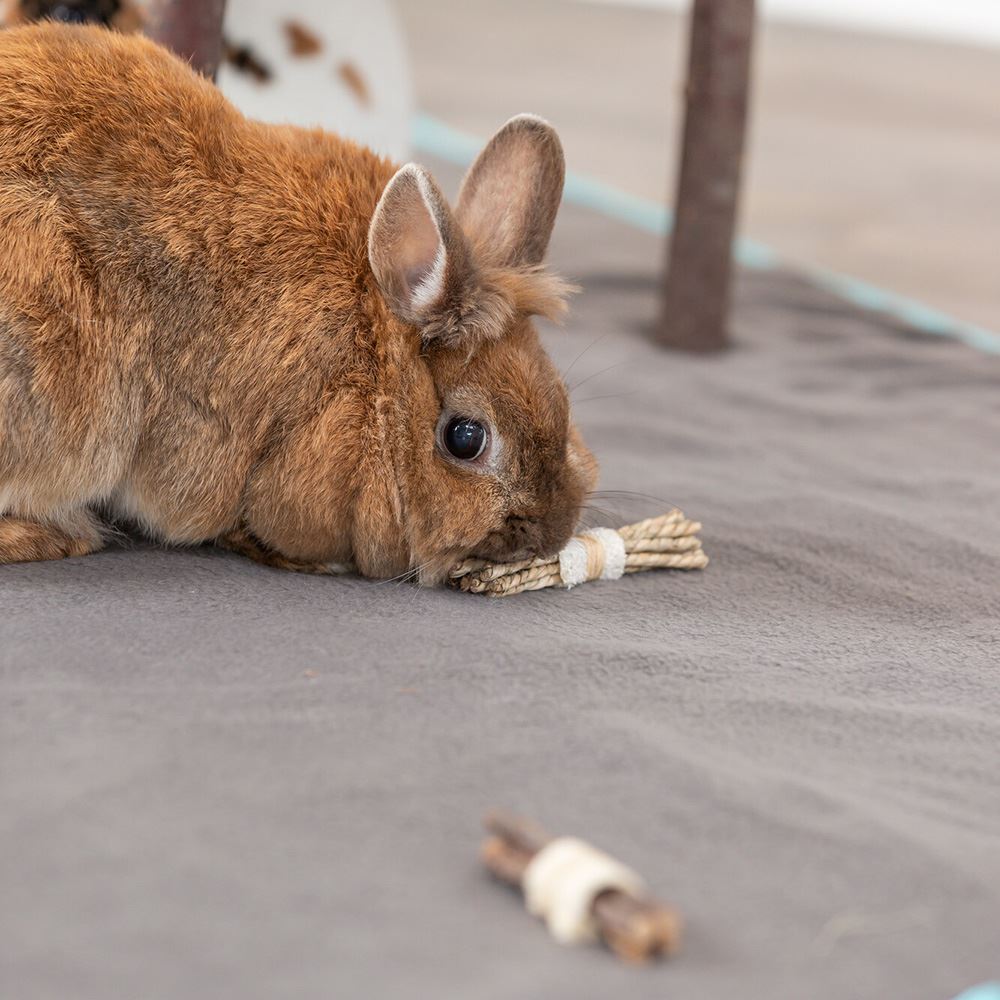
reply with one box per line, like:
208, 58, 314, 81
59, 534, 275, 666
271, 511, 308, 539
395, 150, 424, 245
145, 0, 227, 79
481, 810, 682, 962
658, 0, 756, 352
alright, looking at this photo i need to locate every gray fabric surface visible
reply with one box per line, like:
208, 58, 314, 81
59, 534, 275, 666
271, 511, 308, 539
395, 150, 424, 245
2, 173, 999, 1000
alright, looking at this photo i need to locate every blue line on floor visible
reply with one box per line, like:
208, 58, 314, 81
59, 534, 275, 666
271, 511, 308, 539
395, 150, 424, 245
412, 112, 1000, 357
950, 984, 1000, 1000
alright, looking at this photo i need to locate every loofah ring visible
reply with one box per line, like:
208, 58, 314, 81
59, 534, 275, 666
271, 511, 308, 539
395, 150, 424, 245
523, 836, 647, 944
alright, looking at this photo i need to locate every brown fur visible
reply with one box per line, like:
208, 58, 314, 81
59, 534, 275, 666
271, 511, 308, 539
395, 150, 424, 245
0, 23, 598, 583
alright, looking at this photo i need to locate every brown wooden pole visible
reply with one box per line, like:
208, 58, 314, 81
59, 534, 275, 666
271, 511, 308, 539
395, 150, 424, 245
145, 0, 228, 80
658, 0, 756, 352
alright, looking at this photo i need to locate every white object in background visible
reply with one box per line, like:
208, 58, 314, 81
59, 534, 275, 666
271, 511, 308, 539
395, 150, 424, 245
572, 0, 1000, 50
217, 0, 413, 161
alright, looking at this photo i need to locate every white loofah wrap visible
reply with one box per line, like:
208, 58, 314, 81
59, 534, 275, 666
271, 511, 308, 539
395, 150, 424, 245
557, 539, 589, 588
557, 528, 626, 588
522, 836, 646, 944
587, 528, 627, 580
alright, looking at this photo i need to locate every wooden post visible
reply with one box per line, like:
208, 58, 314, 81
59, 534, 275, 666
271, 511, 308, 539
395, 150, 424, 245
145, 0, 228, 80
658, 0, 756, 352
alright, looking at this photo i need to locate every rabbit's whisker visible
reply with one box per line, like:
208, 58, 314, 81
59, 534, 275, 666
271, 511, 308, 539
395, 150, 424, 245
561, 332, 610, 383
568, 359, 630, 395
573, 390, 639, 405
377, 564, 424, 586
588, 489, 683, 512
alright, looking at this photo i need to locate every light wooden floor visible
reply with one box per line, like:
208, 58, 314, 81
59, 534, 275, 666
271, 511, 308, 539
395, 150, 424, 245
396, 0, 1000, 331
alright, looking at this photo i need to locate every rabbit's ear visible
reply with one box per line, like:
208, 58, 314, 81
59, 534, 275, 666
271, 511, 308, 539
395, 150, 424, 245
455, 114, 565, 268
368, 163, 471, 326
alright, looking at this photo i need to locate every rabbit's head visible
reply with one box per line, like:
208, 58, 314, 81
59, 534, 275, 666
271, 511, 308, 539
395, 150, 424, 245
366, 116, 598, 584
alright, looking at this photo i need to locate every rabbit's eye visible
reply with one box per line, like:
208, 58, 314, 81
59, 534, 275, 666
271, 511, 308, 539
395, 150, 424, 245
443, 417, 487, 462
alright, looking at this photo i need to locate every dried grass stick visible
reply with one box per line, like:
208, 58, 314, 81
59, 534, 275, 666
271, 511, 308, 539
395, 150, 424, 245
451, 509, 707, 596
481, 810, 682, 962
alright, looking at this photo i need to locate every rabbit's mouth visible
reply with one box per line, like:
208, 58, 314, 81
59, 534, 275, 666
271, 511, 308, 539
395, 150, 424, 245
415, 549, 471, 588
413, 526, 567, 588
467, 511, 579, 567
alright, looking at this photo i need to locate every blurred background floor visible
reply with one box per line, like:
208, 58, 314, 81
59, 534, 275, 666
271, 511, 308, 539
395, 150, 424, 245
396, 0, 1000, 332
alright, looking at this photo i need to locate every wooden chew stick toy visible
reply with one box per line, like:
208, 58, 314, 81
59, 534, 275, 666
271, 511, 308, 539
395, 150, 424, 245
451, 509, 707, 596
481, 810, 683, 962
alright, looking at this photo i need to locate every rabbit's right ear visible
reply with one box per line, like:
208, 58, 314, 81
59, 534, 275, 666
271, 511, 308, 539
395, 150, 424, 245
368, 163, 472, 327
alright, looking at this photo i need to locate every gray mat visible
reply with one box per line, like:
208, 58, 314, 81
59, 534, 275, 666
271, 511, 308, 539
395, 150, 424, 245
2, 170, 999, 1000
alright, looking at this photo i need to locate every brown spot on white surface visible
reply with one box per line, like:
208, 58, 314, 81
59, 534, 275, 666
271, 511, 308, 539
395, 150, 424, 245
284, 19, 322, 57
337, 60, 370, 106
224, 38, 272, 82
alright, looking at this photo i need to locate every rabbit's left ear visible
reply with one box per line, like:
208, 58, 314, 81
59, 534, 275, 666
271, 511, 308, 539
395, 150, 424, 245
368, 163, 474, 327
456, 114, 565, 268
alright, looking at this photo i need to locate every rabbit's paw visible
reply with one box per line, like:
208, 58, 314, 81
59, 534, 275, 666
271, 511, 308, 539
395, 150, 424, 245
217, 528, 350, 575
0, 514, 103, 564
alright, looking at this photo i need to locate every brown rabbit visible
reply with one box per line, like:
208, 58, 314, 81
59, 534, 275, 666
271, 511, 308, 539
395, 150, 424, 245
0, 23, 598, 584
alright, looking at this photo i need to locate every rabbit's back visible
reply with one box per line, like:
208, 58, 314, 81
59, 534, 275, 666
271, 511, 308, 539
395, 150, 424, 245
0, 23, 393, 544
0, 21, 244, 340
0, 24, 238, 518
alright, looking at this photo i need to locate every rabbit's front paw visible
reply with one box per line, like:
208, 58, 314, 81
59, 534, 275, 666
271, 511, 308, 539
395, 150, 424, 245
217, 528, 350, 576
0, 514, 103, 565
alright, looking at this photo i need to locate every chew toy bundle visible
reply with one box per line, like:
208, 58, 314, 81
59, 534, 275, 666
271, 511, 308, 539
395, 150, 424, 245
481, 811, 682, 962
450, 509, 707, 596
